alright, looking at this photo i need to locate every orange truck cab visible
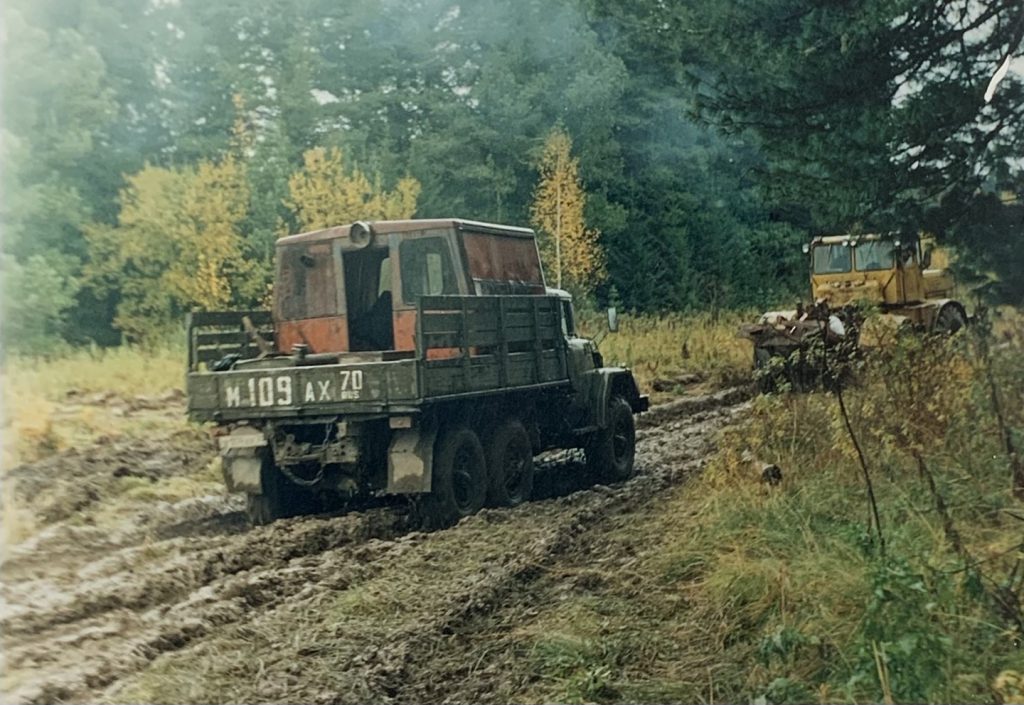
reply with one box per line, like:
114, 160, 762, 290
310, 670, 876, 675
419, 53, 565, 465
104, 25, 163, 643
273, 219, 547, 356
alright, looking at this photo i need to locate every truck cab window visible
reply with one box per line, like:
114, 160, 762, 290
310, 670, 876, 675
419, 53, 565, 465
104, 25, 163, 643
854, 241, 895, 271
812, 244, 852, 274
400, 237, 457, 303
561, 299, 575, 336
276, 243, 339, 320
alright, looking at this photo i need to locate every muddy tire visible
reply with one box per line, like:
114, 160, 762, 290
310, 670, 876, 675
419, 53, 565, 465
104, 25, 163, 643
245, 493, 281, 526
485, 419, 534, 507
244, 454, 317, 527
586, 396, 636, 483
421, 426, 487, 528
244, 453, 287, 526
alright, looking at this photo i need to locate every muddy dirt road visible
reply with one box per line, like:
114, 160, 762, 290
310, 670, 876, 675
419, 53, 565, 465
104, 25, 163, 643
1, 388, 749, 704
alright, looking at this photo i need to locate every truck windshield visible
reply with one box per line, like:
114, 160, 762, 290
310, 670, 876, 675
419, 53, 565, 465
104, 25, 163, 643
812, 244, 852, 274
854, 241, 895, 271
276, 243, 340, 320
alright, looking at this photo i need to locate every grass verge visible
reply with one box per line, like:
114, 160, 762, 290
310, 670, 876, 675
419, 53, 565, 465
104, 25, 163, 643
518, 311, 1024, 704
580, 310, 754, 398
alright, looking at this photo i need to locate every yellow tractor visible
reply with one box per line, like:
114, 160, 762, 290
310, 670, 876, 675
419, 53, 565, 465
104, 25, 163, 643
741, 233, 969, 388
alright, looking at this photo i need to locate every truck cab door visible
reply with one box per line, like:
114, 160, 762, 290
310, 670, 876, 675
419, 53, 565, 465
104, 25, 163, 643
561, 300, 599, 424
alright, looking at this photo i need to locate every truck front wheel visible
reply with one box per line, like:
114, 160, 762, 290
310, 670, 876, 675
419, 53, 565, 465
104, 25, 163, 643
422, 426, 488, 527
586, 396, 636, 483
485, 419, 535, 507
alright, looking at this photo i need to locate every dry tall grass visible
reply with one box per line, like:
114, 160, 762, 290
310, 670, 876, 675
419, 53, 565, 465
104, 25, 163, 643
1, 314, 757, 466
579, 310, 754, 393
1, 345, 186, 468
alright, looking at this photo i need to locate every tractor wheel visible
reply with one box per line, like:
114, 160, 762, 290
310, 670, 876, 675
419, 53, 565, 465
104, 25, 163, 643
421, 426, 488, 528
586, 396, 636, 483
485, 419, 535, 507
933, 303, 967, 334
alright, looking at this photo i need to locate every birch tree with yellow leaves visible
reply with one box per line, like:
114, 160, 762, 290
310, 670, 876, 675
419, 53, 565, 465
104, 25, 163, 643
286, 147, 420, 231
530, 126, 604, 297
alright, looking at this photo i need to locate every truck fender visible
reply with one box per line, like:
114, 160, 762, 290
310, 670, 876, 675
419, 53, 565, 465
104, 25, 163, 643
387, 423, 438, 494
591, 368, 648, 428
218, 427, 269, 494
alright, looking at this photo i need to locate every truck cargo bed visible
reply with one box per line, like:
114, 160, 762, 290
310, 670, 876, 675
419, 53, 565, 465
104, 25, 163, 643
186, 295, 569, 422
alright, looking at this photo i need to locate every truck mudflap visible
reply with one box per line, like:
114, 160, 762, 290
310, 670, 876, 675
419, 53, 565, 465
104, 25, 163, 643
218, 427, 269, 494
386, 424, 438, 494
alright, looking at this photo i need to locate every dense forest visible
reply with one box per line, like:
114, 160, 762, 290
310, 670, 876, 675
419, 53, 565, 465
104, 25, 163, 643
2, 0, 1021, 352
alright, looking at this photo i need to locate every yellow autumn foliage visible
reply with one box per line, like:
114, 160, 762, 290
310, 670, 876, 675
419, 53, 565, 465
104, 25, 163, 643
994, 671, 1024, 704
165, 155, 251, 310
530, 126, 605, 295
286, 146, 420, 231
84, 155, 252, 340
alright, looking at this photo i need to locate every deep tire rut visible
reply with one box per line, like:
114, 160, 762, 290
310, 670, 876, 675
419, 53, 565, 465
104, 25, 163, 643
349, 402, 749, 704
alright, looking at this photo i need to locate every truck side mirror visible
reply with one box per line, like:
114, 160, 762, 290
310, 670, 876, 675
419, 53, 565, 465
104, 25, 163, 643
922, 248, 932, 269
607, 307, 619, 333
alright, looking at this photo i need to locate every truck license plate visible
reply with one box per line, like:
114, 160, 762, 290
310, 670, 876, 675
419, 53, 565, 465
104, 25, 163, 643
223, 370, 365, 408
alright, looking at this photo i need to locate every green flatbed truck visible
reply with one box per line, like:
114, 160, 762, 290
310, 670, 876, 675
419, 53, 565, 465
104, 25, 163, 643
186, 218, 648, 526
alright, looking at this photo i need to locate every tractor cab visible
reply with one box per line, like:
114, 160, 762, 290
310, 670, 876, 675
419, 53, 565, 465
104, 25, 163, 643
273, 219, 546, 356
806, 234, 953, 309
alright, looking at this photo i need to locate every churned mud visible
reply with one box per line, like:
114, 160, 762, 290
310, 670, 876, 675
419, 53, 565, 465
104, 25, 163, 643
0, 388, 750, 704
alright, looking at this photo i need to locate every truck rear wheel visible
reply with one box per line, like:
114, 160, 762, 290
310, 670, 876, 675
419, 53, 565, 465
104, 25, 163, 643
246, 493, 280, 526
422, 426, 487, 527
244, 453, 316, 527
586, 396, 636, 483
244, 452, 287, 526
485, 420, 534, 507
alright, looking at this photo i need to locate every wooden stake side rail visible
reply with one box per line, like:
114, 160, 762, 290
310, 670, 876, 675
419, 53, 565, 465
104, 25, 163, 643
187, 310, 274, 370
187, 297, 570, 402
416, 295, 569, 397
